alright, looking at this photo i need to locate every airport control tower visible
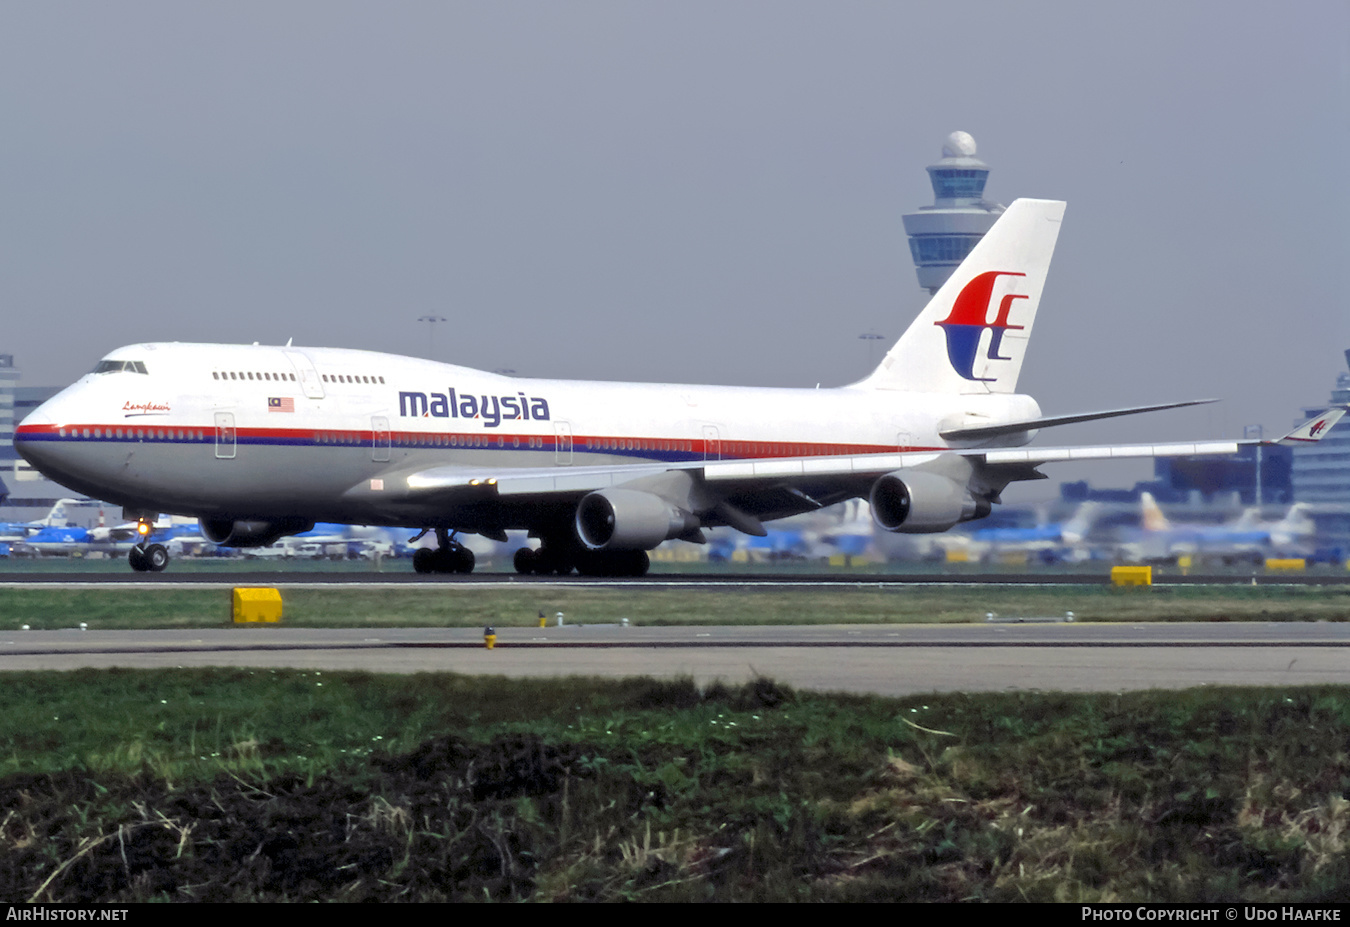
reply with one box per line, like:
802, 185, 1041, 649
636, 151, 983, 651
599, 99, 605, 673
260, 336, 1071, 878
903, 131, 1005, 295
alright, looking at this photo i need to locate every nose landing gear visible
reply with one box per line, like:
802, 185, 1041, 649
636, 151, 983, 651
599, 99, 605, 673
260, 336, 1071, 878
128, 517, 170, 573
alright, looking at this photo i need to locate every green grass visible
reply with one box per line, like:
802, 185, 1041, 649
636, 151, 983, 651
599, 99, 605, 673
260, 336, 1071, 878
2, 582, 1349, 629
1, 669, 1349, 901
2, 566, 1347, 899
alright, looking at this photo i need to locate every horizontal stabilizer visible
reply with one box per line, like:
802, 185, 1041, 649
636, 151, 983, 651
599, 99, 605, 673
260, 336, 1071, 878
939, 399, 1218, 441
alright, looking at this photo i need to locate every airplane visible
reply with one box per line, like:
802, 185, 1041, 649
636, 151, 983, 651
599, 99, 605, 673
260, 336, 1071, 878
275, 522, 418, 560
13, 199, 1343, 576
0, 498, 85, 542
706, 524, 816, 563
11, 513, 200, 558
1121, 492, 1319, 564
11, 524, 94, 556
934, 501, 1104, 564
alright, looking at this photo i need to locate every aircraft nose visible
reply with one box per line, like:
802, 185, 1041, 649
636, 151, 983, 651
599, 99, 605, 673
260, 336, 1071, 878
14, 405, 57, 468
13, 398, 79, 480
16, 401, 51, 427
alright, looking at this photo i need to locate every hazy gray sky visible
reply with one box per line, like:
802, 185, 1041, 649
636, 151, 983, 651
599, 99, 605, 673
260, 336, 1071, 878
4, 2, 1347, 495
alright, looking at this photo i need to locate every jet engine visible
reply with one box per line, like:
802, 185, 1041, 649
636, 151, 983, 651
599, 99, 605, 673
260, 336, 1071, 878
201, 518, 315, 548
575, 489, 700, 551
869, 469, 989, 534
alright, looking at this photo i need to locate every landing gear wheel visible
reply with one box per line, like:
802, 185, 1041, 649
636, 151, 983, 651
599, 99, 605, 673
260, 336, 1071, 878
128, 546, 149, 572
513, 547, 537, 575
144, 544, 170, 572
535, 548, 574, 575
444, 546, 474, 574
623, 550, 650, 577
413, 535, 476, 575
576, 549, 650, 577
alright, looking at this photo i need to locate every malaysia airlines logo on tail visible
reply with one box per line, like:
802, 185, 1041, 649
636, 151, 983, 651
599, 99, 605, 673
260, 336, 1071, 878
935, 271, 1028, 381
1272, 407, 1346, 444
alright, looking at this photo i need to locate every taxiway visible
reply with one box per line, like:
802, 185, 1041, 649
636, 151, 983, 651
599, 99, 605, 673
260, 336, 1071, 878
2, 622, 1345, 696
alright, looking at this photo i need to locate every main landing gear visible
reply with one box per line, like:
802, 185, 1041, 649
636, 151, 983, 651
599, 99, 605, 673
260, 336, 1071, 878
128, 518, 169, 573
411, 528, 476, 574
513, 540, 649, 577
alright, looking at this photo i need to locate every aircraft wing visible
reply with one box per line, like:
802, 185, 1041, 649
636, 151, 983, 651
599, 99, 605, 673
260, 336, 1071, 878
372, 439, 1240, 498
92, 524, 143, 542
937, 399, 1218, 441
343, 407, 1339, 538
697, 441, 1242, 522
344, 439, 1240, 534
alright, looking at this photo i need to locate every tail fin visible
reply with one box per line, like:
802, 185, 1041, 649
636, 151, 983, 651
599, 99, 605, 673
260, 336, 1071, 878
1140, 492, 1171, 533
1061, 502, 1101, 544
859, 198, 1065, 394
1274, 504, 1317, 539
1273, 504, 1314, 538
44, 498, 79, 527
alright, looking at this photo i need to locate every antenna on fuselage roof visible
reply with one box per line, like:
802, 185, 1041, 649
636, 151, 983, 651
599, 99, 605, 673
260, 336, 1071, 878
286, 337, 293, 347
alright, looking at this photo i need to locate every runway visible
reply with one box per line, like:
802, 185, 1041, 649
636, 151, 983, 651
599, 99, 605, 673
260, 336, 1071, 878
2, 622, 1346, 696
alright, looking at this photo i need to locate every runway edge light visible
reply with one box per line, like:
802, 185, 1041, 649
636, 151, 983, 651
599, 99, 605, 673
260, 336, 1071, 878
233, 587, 283, 624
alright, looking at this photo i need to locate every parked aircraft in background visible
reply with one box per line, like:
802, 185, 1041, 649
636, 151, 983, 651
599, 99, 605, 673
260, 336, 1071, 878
11, 513, 201, 559
817, 499, 878, 560
938, 501, 1103, 563
12, 525, 94, 556
0, 498, 84, 542
14, 198, 1342, 575
1122, 493, 1318, 564
273, 523, 425, 561
707, 524, 816, 563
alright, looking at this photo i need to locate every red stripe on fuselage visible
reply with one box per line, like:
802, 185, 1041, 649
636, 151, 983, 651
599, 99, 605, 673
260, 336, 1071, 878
16, 422, 934, 458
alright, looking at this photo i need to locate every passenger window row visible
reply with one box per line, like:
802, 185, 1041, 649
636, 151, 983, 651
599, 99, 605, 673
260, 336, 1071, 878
214, 371, 296, 382
322, 374, 385, 384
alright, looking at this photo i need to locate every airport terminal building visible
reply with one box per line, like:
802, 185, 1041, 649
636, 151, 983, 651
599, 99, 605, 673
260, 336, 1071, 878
1290, 352, 1350, 551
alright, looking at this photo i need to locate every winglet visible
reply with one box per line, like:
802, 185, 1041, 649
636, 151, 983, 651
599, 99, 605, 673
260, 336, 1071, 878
1263, 407, 1347, 446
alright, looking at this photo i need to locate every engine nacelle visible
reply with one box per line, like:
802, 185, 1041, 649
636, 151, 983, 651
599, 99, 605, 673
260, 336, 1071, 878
869, 469, 989, 534
575, 489, 699, 551
201, 518, 314, 548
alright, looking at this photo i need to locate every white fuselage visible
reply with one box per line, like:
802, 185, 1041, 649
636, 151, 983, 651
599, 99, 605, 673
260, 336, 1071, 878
15, 342, 1040, 529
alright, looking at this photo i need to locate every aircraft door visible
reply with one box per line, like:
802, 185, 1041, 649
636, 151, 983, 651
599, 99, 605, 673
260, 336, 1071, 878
554, 422, 573, 466
896, 431, 912, 452
215, 412, 237, 460
284, 351, 326, 400
371, 416, 390, 462
703, 425, 721, 461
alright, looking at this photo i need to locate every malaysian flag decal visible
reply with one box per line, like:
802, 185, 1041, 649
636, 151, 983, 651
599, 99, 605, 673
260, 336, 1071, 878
268, 397, 295, 413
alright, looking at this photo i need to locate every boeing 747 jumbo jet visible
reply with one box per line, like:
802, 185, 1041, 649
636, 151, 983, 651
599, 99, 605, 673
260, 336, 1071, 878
14, 199, 1343, 575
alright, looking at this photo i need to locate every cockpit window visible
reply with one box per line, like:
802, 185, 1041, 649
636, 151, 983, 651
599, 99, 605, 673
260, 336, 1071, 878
93, 360, 148, 375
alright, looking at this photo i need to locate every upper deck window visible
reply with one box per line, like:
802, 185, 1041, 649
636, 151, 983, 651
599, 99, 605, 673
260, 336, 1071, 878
93, 360, 148, 375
